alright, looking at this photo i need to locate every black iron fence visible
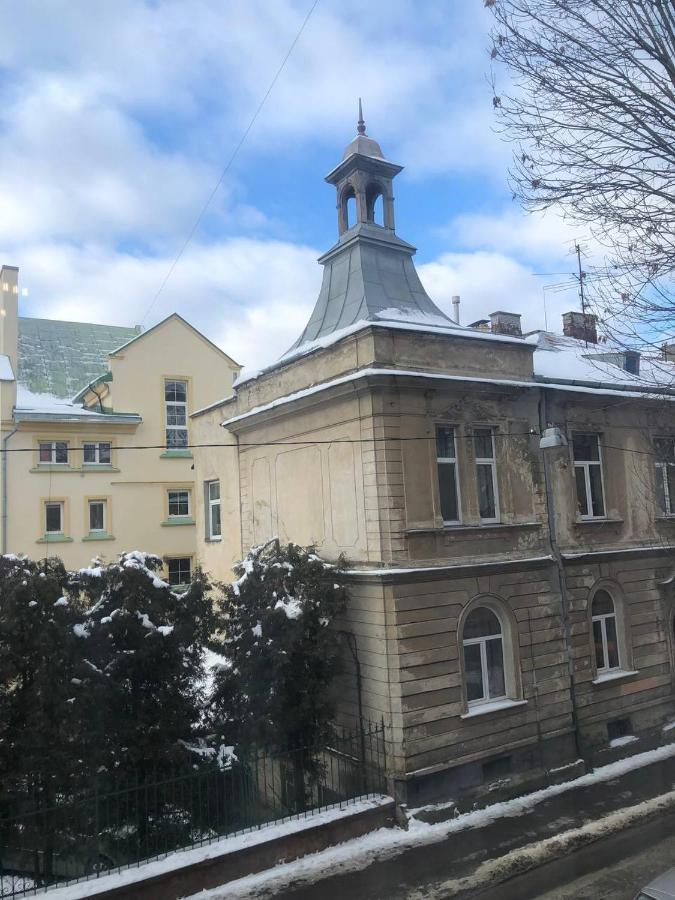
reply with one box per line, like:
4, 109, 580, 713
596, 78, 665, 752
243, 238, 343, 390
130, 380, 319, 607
0, 721, 387, 898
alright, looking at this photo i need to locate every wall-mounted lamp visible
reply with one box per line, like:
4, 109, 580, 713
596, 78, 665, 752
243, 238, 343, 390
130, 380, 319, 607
539, 426, 568, 450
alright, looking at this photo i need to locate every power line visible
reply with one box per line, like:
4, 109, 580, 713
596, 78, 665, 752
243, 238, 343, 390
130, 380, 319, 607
139, 0, 321, 327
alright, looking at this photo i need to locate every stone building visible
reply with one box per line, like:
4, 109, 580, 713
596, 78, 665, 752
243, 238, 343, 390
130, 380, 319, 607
192, 116, 675, 803
0, 269, 240, 578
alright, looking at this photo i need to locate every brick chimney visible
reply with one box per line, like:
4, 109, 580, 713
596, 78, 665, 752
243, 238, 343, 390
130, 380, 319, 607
489, 310, 522, 337
562, 311, 598, 344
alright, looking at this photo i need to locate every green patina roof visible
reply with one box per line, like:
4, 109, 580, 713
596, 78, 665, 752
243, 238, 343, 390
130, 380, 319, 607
17, 317, 140, 399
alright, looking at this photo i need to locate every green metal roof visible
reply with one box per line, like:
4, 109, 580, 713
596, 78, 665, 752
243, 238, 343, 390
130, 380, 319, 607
17, 317, 140, 399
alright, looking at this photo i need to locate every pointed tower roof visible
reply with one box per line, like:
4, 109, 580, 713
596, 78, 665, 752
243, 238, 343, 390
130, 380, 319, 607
285, 105, 456, 356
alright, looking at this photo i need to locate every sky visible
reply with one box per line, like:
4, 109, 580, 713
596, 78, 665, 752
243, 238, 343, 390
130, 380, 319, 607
0, 0, 597, 373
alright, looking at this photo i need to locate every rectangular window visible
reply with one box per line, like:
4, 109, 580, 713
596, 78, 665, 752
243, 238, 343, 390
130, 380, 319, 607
573, 433, 605, 518
474, 427, 499, 522
38, 441, 68, 464
165, 379, 188, 448
206, 480, 221, 539
83, 442, 111, 465
168, 489, 190, 518
167, 557, 191, 587
655, 437, 675, 516
88, 499, 106, 533
436, 425, 460, 523
45, 502, 63, 534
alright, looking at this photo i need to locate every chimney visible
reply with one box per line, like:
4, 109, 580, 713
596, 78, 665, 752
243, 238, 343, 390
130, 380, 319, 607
0, 265, 19, 374
562, 310, 598, 344
489, 310, 522, 337
662, 343, 675, 363
452, 295, 461, 325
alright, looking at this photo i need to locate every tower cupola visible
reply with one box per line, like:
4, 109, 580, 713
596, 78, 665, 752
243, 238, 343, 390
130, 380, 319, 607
326, 99, 403, 235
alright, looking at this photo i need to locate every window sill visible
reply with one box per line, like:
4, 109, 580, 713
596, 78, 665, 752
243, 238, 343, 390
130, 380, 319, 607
656, 516, 675, 522
160, 450, 193, 459
30, 465, 80, 474
574, 517, 624, 526
205, 537, 223, 543
82, 464, 120, 473
169, 583, 189, 593
37, 535, 74, 544
407, 522, 541, 535
461, 698, 527, 719
82, 533, 116, 542
161, 517, 195, 527
592, 669, 639, 685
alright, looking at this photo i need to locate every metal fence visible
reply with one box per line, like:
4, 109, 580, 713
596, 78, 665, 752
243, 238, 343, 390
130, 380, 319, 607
0, 721, 387, 898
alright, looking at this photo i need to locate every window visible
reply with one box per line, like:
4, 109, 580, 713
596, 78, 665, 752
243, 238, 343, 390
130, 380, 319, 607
474, 428, 499, 522
168, 489, 190, 518
39, 441, 68, 465
462, 607, 506, 706
592, 589, 620, 673
206, 480, 221, 539
88, 500, 106, 533
655, 437, 675, 516
573, 433, 605, 518
45, 501, 64, 534
165, 379, 188, 448
167, 557, 191, 587
436, 425, 460, 523
83, 442, 111, 465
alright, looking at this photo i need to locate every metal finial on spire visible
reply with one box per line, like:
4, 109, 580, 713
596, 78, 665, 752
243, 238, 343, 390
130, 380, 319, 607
357, 97, 366, 134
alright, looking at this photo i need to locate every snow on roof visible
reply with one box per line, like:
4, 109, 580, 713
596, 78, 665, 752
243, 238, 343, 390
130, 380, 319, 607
14, 385, 142, 423
0, 354, 14, 381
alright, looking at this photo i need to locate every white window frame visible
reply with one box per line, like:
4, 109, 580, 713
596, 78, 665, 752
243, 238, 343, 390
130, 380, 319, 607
436, 424, 461, 525
474, 427, 500, 524
39, 441, 69, 465
44, 501, 64, 534
573, 433, 606, 520
206, 480, 221, 540
88, 499, 107, 533
165, 379, 188, 449
462, 615, 507, 708
592, 597, 620, 674
168, 489, 191, 518
655, 437, 675, 517
167, 556, 191, 587
83, 442, 112, 465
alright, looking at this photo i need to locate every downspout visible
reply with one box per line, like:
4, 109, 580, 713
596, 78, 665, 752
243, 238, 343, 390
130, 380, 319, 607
538, 388, 586, 766
2, 425, 18, 554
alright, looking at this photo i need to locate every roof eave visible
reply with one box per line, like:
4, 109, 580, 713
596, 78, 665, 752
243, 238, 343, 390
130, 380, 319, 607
13, 411, 143, 425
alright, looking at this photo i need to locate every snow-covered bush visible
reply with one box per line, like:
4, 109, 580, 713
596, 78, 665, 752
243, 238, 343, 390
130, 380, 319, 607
209, 539, 347, 753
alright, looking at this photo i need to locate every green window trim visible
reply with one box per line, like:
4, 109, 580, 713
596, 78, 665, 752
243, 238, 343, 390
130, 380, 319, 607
82, 532, 116, 542
161, 517, 196, 527
31, 465, 81, 474
160, 449, 193, 459
37, 534, 74, 544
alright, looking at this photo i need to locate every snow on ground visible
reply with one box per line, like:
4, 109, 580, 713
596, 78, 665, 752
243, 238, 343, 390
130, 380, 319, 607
183, 742, 675, 900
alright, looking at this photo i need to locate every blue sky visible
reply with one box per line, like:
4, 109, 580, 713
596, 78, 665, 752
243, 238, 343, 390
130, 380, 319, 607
0, 0, 595, 371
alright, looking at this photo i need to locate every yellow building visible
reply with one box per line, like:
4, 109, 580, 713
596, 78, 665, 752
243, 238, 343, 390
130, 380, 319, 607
0, 264, 239, 584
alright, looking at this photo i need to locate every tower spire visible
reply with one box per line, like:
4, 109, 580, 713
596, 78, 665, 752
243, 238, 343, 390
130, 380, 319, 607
357, 97, 366, 135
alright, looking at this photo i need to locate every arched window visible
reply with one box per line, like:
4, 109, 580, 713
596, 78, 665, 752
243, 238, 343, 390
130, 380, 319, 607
592, 589, 620, 673
365, 182, 384, 225
462, 607, 506, 705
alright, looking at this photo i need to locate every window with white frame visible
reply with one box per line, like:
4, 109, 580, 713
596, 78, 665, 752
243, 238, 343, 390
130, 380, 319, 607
462, 607, 506, 706
436, 425, 460, 523
474, 427, 499, 522
83, 442, 111, 465
44, 501, 64, 534
168, 489, 190, 518
39, 441, 69, 465
206, 480, 221, 539
655, 437, 675, 517
88, 499, 107, 533
591, 589, 620, 673
573, 433, 606, 518
165, 380, 188, 448
167, 557, 191, 586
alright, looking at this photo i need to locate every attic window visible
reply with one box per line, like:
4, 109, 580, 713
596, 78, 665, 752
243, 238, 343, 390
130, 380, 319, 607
623, 352, 640, 375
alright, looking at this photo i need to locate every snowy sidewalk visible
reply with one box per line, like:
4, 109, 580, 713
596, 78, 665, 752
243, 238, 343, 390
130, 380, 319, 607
184, 742, 675, 900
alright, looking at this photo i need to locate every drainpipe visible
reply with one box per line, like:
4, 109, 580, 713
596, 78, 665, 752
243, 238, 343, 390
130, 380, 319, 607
2, 425, 18, 554
538, 389, 586, 767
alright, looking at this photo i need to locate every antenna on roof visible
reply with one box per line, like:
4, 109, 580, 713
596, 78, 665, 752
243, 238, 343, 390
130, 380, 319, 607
357, 97, 366, 135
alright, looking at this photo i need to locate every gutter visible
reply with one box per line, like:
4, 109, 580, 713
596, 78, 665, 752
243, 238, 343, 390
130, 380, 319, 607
2, 425, 18, 554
